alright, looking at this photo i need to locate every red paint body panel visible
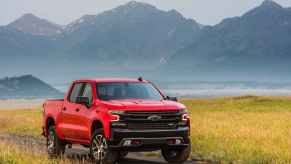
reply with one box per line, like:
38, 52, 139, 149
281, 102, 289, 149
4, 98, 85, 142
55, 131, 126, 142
43, 78, 187, 145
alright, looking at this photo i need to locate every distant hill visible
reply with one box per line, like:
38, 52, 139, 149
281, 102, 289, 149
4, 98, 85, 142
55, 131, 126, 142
8, 13, 62, 36
163, 0, 291, 81
0, 75, 63, 99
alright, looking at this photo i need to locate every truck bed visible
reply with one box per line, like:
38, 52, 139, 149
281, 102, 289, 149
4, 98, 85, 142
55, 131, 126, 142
43, 99, 64, 116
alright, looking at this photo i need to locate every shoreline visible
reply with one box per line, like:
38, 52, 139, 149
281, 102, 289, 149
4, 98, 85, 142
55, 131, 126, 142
1, 95, 291, 110
0, 99, 44, 110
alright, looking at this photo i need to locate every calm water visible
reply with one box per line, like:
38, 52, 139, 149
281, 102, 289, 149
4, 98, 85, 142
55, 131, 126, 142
53, 81, 291, 98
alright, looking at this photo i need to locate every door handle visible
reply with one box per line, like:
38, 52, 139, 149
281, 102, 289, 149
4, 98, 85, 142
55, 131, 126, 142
62, 107, 66, 111
75, 108, 80, 112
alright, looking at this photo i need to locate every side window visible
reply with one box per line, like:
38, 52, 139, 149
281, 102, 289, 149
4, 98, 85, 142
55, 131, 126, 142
81, 83, 93, 105
69, 83, 83, 103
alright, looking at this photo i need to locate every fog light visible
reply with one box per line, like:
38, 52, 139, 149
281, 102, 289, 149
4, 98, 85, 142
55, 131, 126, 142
123, 139, 142, 146
175, 139, 182, 144
123, 140, 132, 146
167, 138, 183, 145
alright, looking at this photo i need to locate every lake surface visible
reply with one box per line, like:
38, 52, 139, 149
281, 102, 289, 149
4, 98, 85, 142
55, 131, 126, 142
52, 81, 291, 98
161, 82, 291, 98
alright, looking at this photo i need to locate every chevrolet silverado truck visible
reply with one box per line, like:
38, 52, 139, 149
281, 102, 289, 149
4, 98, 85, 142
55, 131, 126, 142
42, 78, 191, 164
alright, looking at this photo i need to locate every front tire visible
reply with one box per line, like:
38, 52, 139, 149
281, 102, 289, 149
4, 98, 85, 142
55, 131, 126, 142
162, 143, 191, 164
90, 129, 118, 164
47, 126, 66, 158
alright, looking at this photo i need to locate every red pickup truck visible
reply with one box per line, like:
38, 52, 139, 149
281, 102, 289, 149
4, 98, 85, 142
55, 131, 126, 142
42, 78, 191, 164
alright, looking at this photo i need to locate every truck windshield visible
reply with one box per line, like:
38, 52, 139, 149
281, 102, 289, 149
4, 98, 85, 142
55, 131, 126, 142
96, 82, 164, 101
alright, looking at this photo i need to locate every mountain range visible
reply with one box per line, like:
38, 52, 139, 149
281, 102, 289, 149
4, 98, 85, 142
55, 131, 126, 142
164, 0, 291, 81
1, 0, 291, 82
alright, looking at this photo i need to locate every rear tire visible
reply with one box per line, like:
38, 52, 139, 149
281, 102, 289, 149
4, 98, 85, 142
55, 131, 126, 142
47, 126, 66, 158
90, 129, 118, 164
162, 143, 191, 164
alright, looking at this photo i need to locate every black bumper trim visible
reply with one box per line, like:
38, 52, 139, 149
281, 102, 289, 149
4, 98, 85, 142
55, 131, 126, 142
109, 127, 190, 151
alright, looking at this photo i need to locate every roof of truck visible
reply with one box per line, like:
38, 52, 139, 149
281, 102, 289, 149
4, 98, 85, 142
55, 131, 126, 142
74, 78, 148, 83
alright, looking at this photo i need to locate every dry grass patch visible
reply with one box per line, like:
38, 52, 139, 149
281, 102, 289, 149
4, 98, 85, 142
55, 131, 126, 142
0, 109, 42, 138
0, 140, 68, 164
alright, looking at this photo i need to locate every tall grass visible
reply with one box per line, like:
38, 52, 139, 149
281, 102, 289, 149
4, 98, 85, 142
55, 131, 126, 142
0, 108, 42, 137
0, 141, 65, 164
182, 96, 291, 163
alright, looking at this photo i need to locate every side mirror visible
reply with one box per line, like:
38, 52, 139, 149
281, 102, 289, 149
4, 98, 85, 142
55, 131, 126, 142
166, 96, 178, 102
76, 96, 90, 107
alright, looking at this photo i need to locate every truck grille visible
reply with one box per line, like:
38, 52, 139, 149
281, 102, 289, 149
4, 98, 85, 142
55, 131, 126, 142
120, 110, 181, 130
128, 122, 178, 130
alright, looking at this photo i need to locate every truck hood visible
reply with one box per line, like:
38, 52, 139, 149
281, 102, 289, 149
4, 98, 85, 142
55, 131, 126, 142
100, 99, 185, 111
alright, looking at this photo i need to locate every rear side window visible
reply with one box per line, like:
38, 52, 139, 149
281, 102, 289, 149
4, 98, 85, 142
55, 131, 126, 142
69, 83, 83, 103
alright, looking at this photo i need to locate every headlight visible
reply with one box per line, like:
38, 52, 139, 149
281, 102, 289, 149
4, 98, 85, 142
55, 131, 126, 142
109, 110, 125, 122
180, 109, 189, 121
109, 110, 125, 115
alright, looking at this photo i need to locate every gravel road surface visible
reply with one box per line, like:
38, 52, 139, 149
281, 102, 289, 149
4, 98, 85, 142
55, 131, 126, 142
0, 134, 200, 164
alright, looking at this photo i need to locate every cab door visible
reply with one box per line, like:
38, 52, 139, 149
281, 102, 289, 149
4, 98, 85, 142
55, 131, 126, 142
73, 83, 95, 141
60, 82, 84, 139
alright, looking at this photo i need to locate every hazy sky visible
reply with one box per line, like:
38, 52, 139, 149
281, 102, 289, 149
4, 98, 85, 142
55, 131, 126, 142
1, 0, 291, 26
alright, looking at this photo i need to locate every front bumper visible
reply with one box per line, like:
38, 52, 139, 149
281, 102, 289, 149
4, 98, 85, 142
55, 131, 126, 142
109, 127, 190, 151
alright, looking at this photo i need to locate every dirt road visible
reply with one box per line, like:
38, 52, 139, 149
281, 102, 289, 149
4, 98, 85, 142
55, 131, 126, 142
0, 134, 198, 164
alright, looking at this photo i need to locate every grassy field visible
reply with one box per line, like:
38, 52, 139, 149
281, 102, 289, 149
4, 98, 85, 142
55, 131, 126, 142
1, 96, 291, 163
184, 96, 291, 163
0, 108, 42, 137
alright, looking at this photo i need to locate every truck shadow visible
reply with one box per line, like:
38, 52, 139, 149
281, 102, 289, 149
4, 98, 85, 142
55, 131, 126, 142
66, 149, 167, 164
119, 158, 165, 164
